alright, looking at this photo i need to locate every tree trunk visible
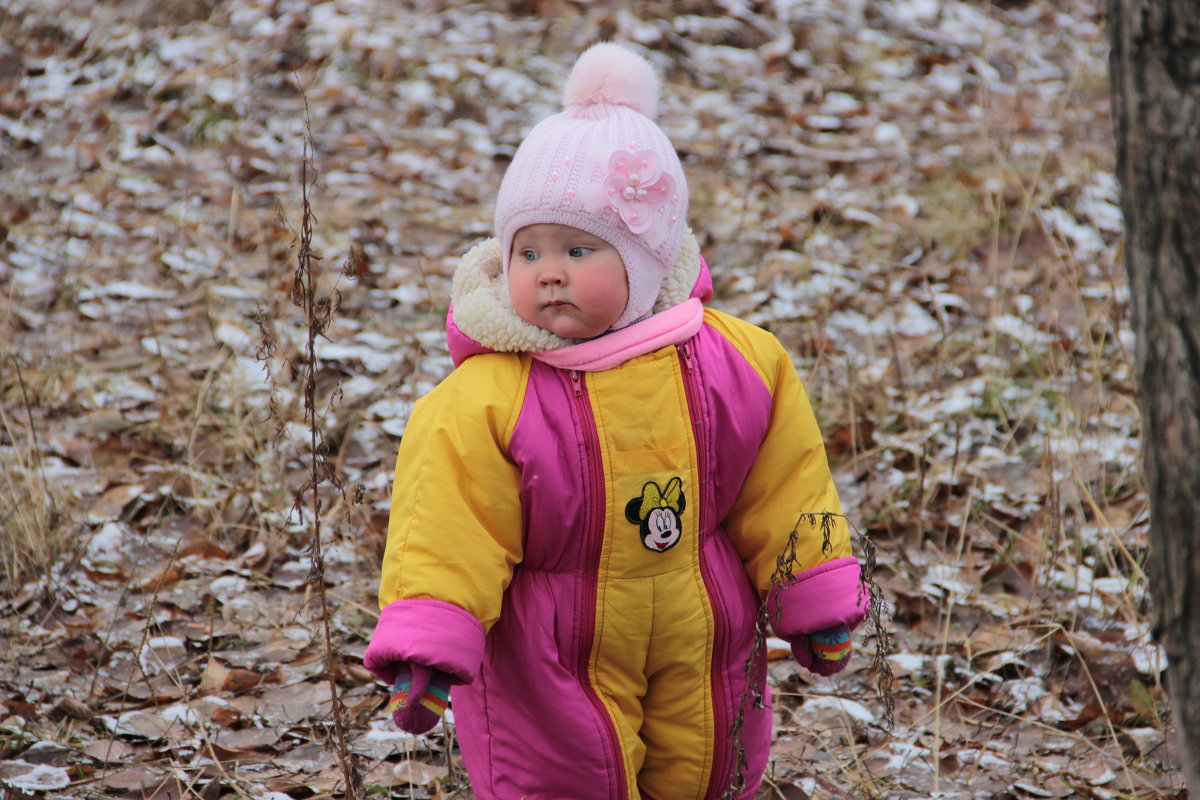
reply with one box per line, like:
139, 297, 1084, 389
1110, 0, 1200, 790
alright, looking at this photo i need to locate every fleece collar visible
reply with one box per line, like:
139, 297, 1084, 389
447, 229, 707, 369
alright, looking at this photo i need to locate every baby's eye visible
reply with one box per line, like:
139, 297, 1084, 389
521, 249, 540, 262
568, 246, 593, 258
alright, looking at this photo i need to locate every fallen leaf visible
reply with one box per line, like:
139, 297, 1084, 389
103, 767, 168, 792
85, 484, 144, 524
213, 728, 281, 751
1074, 759, 1116, 786
82, 739, 137, 763
202, 657, 270, 695
0, 760, 71, 792
368, 759, 449, 789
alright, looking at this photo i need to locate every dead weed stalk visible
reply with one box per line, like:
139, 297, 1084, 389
251, 80, 363, 800
723, 513, 895, 799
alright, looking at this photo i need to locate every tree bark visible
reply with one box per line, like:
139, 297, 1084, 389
1110, 0, 1200, 790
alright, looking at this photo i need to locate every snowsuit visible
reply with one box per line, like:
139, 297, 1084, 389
366, 232, 866, 800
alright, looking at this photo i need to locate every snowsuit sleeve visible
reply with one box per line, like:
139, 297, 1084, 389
718, 321, 867, 637
365, 354, 529, 685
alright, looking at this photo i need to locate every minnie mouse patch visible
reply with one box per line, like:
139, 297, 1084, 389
625, 477, 685, 553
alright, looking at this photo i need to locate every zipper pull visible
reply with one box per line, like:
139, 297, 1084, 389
570, 369, 583, 397
680, 344, 696, 374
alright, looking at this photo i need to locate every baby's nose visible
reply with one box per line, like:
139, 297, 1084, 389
538, 264, 566, 284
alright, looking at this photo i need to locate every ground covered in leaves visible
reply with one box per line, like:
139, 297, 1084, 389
0, 0, 1184, 798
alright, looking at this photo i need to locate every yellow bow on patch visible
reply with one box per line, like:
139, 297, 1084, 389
638, 476, 683, 519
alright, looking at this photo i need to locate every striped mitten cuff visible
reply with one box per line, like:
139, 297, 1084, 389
809, 625, 852, 661
806, 624, 852, 675
390, 663, 450, 734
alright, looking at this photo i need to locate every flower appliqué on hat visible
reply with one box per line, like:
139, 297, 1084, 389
583, 149, 674, 244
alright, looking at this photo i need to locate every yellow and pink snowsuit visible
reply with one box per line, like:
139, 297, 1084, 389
365, 234, 865, 800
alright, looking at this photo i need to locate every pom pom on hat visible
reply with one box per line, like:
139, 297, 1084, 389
563, 42, 660, 119
494, 42, 689, 331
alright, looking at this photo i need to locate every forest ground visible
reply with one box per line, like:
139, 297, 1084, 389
0, 0, 1185, 798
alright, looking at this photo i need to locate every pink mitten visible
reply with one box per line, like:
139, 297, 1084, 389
788, 624, 852, 677
389, 662, 451, 734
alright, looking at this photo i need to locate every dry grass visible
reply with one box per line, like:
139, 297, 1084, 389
0, 359, 71, 585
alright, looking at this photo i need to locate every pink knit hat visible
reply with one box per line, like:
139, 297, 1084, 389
494, 43, 689, 330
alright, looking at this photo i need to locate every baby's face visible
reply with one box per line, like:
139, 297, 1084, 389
508, 224, 628, 339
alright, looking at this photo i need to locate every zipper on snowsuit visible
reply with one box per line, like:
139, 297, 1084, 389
677, 343, 737, 800
569, 369, 629, 800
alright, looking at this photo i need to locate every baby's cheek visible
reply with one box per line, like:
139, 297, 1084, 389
507, 276, 537, 325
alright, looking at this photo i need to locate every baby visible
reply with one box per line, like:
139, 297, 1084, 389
364, 42, 866, 800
